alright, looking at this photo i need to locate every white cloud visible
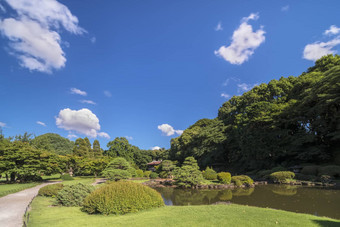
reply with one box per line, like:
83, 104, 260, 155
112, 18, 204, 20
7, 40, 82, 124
56, 108, 109, 139
151, 146, 161, 150
0, 122, 6, 128
104, 90, 112, 97
324, 25, 340, 36
221, 93, 230, 99
222, 77, 240, 86
281, 5, 289, 12
125, 136, 133, 140
70, 88, 87, 96
237, 83, 258, 93
36, 121, 46, 126
0, 0, 85, 73
215, 22, 223, 31
80, 100, 96, 105
157, 123, 183, 136
303, 38, 340, 61
67, 134, 77, 139
214, 13, 265, 65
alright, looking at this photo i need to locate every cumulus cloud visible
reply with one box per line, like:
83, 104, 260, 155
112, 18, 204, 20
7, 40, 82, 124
125, 136, 133, 140
157, 124, 183, 136
303, 38, 340, 61
70, 88, 87, 96
281, 5, 289, 12
214, 13, 265, 65
36, 121, 46, 126
237, 83, 258, 93
324, 25, 340, 36
80, 100, 96, 105
67, 134, 77, 139
221, 93, 230, 99
104, 90, 112, 97
56, 108, 109, 139
215, 22, 223, 31
0, 0, 85, 73
151, 146, 161, 150
0, 122, 6, 127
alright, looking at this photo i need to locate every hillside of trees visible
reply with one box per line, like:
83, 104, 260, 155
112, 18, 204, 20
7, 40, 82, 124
168, 55, 340, 173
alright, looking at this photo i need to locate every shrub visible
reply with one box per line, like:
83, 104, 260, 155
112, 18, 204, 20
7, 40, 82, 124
136, 169, 144, 178
301, 166, 319, 176
150, 172, 159, 179
295, 173, 316, 181
56, 183, 94, 207
202, 167, 217, 180
102, 169, 131, 181
319, 175, 332, 183
231, 175, 254, 186
82, 181, 164, 215
61, 174, 74, 181
127, 168, 137, 177
318, 165, 340, 178
217, 172, 231, 184
143, 171, 151, 178
38, 183, 64, 197
159, 171, 168, 178
270, 171, 295, 183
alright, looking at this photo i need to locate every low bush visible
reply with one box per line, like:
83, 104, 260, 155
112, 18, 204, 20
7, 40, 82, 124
61, 174, 74, 181
150, 172, 159, 179
295, 173, 316, 181
301, 166, 319, 176
82, 181, 164, 215
317, 165, 340, 178
319, 175, 332, 183
136, 170, 144, 178
143, 171, 151, 178
56, 183, 94, 207
202, 167, 217, 181
127, 168, 137, 177
270, 171, 295, 183
102, 169, 131, 181
256, 166, 287, 180
159, 171, 168, 178
217, 172, 231, 184
231, 175, 254, 186
38, 183, 63, 197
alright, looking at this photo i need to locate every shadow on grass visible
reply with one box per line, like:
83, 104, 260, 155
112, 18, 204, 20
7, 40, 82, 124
312, 220, 340, 227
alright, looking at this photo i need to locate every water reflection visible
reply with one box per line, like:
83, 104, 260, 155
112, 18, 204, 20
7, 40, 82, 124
155, 185, 340, 219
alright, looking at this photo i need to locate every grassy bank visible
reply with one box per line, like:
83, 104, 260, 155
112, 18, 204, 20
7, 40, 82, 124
28, 196, 339, 227
0, 182, 40, 198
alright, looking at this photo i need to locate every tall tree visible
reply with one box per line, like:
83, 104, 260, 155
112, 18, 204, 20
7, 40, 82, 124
93, 140, 102, 158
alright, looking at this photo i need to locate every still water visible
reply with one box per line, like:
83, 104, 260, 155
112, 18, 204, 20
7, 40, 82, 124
155, 185, 340, 219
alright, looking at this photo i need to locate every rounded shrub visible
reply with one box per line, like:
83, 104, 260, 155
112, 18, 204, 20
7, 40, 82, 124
231, 175, 254, 186
317, 165, 340, 178
61, 174, 74, 181
127, 168, 137, 177
38, 183, 63, 197
202, 167, 217, 180
82, 181, 164, 215
159, 171, 168, 178
270, 171, 295, 183
301, 166, 319, 176
56, 183, 94, 207
150, 172, 159, 179
103, 169, 131, 181
143, 171, 151, 178
217, 172, 231, 184
136, 169, 144, 178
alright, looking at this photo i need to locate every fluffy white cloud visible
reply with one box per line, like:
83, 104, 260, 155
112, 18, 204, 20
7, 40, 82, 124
67, 134, 77, 139
56, 108, 109, 139
221, 93, 230, 99
303, 38, 340, 61
125, 136, 133, 140
281, 5, 289, 12
215, 22, 223, 31
214, 13, 265, 65
151, 146, 161, 150
36, 121, 46, 126
0, 0, 84, 73
0, 122, 6, 127
324, 25, 340, 36
157, 124, 183, 136
104, 90, 112, 97
237, 83, 258, 93
80, 100, 96, 105
70, 88, 87, 96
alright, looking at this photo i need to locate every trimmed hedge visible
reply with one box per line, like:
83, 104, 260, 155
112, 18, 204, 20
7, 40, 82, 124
56, 183, 94, 207
102, 169, 131, 181
61, 174, 74, 181
301, 166, 319, 176
202, 167, 217, 181
82, 181, 164, 215
231, 175, 253, 186
143, 171, 151, 178
217, 172, 231, 184
136, 170, 144, 178
38, 183, 64, 197
150, 172, 158, 179
318, 165, 340, 178
270, 171, 295, 183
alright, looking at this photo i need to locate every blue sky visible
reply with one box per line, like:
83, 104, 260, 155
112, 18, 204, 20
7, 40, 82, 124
0, 0, 340, 150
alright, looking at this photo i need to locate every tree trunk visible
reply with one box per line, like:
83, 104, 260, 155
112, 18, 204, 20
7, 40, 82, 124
5, 173, 9, 182
10, 172, 16, 182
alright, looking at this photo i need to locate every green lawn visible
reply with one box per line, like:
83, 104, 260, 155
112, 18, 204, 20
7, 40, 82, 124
28, 197, 340, 227
0, 182, 40, 197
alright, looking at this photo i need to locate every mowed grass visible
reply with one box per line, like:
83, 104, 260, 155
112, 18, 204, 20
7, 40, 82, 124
28, 197, 340, 227
0, 182, 40, 197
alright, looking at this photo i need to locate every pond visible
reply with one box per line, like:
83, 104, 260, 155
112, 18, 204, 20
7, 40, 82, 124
155, 185, 340, 219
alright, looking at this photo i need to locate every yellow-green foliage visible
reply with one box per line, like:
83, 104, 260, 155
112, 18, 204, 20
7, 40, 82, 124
82, 181, 164, 215
231, 175, 253, 186
57, 183, 94, 207
136, 169, 144, 178
38, 183, 63, 197
143, 171, 151, 178
217, 172, 231, 184
202, 167, 217, 180
270, 171, 295, 183
61, 174, 74, 181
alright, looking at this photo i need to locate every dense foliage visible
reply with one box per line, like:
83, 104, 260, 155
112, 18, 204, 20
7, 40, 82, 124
102, 157, 132, 181
270, 171, 295, 183
82, 181, 164, 215
217, 172, 231, 184
61, 174, 74, 181
168, 55, 340, 173
38, 183, 64, 197
56, 183, 94, 207
174, 157, 204, 187
202, 167, 217, 180
31, 133, 74, 155
231, 175, 254, 186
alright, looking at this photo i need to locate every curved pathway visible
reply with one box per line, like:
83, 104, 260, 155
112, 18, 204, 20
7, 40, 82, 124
0, 182, 59, 227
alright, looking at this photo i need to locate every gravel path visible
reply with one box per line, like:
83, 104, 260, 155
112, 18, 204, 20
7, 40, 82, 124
91, 178, 107, 186
0, 182, 59, 227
